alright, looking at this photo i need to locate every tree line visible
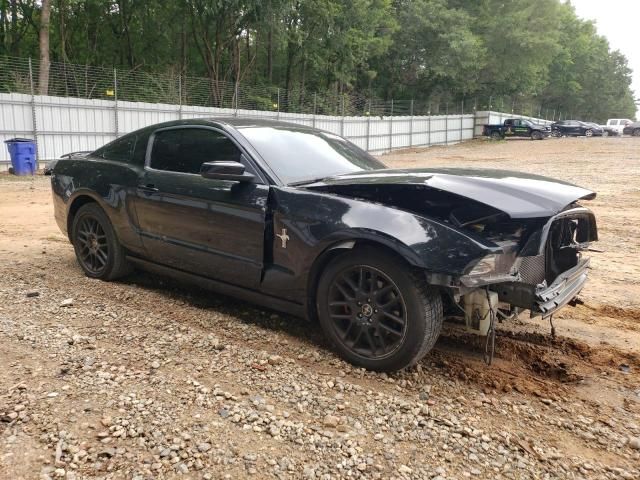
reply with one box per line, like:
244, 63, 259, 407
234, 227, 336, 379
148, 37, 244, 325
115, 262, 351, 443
0, 0, 636, 121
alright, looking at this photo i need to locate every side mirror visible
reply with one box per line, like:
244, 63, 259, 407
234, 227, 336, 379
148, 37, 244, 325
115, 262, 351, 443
200, 161, 254, 182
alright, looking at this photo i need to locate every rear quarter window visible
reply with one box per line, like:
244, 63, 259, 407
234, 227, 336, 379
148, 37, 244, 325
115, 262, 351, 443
94, 134, 138, 163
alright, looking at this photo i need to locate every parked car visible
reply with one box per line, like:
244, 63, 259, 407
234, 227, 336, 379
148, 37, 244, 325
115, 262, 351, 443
483, 118, 550, 140
550, 120, 601, 137
598, 124, 619, 136
50, 118, 599, 371
622, 121, 640, 136
606, 118, 634, 136
582, 122, 606, 137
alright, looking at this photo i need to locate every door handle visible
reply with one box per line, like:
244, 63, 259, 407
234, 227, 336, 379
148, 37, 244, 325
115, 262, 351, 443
138, 183, 159, 194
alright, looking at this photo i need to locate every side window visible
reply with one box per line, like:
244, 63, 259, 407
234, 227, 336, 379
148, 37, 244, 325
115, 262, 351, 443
150, 128, 242, 174
98, 134, 137, 163
610, 120, 618, 126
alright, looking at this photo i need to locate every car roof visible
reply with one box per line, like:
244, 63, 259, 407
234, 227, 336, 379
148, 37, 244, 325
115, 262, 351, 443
137, 117, 316, 131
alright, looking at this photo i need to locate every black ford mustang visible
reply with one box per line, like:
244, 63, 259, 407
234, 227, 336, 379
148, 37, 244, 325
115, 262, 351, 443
50, 118, 598, 371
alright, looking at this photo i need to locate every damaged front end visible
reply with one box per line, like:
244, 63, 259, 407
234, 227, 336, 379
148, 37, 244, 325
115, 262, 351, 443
304, 168, 598, 337
458, 206, 598, 334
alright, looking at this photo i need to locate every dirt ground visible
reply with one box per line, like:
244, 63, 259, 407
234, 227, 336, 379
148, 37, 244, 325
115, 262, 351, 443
1, 137, 639, 479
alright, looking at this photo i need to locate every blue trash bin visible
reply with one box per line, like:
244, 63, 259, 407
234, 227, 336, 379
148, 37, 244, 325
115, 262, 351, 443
4, 138, 37, 175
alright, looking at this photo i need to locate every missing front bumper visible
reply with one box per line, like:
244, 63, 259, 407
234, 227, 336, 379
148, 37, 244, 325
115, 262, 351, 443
485, 257, 589, 318
535, 257, 589, 317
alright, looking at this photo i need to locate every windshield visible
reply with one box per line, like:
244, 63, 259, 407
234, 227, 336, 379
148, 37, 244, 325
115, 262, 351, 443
237, 126, 386, 184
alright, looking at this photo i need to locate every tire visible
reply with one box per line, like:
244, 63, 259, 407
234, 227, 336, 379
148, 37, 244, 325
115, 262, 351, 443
633, 129, 640, 137
531, 131, 543, 140
585, 129, 593, 137
551, 130, 561, 138
71, 203, 131, 280
490, 131, 502, 140
316, 247, 443, 372
602, 130, 609, 137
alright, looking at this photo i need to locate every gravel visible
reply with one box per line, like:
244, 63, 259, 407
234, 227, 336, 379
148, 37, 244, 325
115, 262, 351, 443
2, 139, 640, 478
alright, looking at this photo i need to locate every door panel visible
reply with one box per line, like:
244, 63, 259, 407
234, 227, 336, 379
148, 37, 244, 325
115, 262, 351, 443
135, 172, 268, 287
132, 126, 268, 288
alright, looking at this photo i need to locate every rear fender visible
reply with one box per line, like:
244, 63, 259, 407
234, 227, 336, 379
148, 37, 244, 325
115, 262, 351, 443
51, 158, 144, 253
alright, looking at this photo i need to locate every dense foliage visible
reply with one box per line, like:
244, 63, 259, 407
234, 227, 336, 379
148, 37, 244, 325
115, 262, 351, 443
0, 0, 636, 121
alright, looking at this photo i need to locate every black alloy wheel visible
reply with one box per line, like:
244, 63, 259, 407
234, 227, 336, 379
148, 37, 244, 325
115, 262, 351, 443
71, 203, 131, 280
531, 131, 543, 140
317, 247, 443, 371
76, 216, 109, 275
490, 131, 502, 140
327, 265, 407, 360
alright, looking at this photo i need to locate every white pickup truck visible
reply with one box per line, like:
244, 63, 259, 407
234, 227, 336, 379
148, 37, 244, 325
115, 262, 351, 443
605, 118, 634, 135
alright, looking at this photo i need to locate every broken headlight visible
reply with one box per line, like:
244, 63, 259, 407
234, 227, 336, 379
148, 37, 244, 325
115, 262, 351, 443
461, 244, 520, 287
466, 254, 497, 276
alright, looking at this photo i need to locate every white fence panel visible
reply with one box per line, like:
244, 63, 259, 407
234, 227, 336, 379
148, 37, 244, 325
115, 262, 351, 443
0, 93, 538, 170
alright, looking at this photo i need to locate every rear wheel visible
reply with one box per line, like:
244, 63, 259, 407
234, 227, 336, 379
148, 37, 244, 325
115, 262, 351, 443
633, 129, 640, 137
316, 247, 443, 371
585, 129, 593, 137
490, 131, 502, 140
71, 203, 131, 280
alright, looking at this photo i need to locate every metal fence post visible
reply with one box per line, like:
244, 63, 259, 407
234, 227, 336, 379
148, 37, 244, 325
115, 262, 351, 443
389, 99, 393, 151
28, 58, 39, 164
409, 99, 414, 147
178, 74, 183, 120
341, 94, 345, 137
460, 99, 464, 140
313, 93, 317, 129
445, 112, 449, 145
113, 68, 119, 138
427, 104, 431, 146
234, 81, 239, 117
366, 99, 371, 152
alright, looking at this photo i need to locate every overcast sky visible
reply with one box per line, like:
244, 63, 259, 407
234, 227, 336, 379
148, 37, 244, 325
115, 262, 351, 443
571, 0, 639, 117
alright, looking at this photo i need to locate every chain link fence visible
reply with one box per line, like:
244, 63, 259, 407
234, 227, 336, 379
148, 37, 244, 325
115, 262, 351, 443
0, 56, 576, 120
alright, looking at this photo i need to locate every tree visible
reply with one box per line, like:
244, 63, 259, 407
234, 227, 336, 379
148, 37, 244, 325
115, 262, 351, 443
0, 0, 635, 119
38, 0, 51, 94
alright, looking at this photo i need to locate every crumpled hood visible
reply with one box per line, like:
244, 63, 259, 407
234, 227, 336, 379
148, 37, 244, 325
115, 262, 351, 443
304, 168, 596, 219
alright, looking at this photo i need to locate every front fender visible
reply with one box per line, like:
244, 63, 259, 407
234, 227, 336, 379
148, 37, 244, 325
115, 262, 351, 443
262, 187, 500, 302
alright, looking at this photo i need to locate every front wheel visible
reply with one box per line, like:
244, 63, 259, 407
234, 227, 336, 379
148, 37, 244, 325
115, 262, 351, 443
633, 129, 640, 137
531, 131, 543, 140
71, 203, 131, 280
316, 247, 443, 371
585, 129, 593, 137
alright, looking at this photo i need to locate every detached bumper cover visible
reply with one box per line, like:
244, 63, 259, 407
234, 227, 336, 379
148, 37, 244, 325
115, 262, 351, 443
535, 257, 589, 316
